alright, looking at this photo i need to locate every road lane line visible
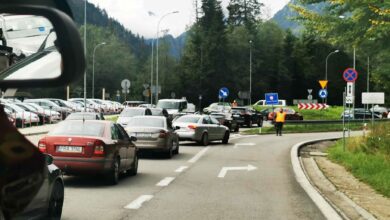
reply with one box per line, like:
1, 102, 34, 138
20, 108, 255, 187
175, 166, 188, 173
156, 177, 175, 187
188, 147, 210, 163
124, 195, 153, 210
218, 165, 257, 178
233, 143, 255, 148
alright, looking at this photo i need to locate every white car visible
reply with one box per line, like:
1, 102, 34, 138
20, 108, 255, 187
3, 103, 40, 125
24, 103, 61, 122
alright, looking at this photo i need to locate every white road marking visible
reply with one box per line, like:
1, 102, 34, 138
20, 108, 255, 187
175, 166, 188, 173
188, 147, 210, 163
233, 143, 255, 148
124, 195, 153, 210
156, 177, 175, 187
218, 165, 257, 178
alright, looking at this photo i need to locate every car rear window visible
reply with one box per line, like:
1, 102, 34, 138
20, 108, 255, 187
127, 117, 165, 128
49, 121, 105, 137
175, 116, 200, 123
120, 108, 144, 117
66, 113, 97, 120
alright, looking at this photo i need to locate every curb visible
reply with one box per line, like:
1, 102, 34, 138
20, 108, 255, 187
291, 138, 343, 220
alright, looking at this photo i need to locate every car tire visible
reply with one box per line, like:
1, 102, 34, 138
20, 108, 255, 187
247, 120, 252, 128
107, 158, 120, 185
165, 147, 173, 159
234, 124, 239, 132
47, 180, 64, 220
201, 133, 209, 146
222, 131, 229, 144
173, 141, 180, 155
258, 119, 263, 127
128, 154, 138, 176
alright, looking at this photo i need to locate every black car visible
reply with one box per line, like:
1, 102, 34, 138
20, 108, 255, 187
210, 112, 239, 132
231, 107, 263, 128
2, 154, 64, 219
65, 112, 105, 120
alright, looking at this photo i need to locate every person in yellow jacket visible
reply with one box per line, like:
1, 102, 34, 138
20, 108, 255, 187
274, 108, 287, 136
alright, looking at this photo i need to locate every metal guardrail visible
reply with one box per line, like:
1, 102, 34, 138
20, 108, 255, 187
284, 118, 390, 124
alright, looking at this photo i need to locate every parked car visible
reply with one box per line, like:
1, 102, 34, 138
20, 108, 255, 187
203, 102, 231, 113
253, 99, 286, 107
341, 109, 382, 119
38, 120, 138, 185
369, 105, 388, 118
24, 99, 71, 119
268, 108, 304, 121
210, 112, 239, 132
65, 112, 105, 120
125, 116, 179, 158
1, 154, 64, 219
231, 107, 263, 127
68, 98, 100, 112
47, 98, 75, 112
14, 102, 55, 124
117, 107, 152, 127
173, 114, 230, 146
123, 101, 147, 108
3, 103, 40, 126
24, 102, 61, 122
68, 100, 95, 112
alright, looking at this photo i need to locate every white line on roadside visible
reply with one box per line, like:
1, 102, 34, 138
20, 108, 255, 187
188, 147, 210, 163
233, 143, 255, 148
175, 166, 188, 173
124, 195, 153, 210
156, 177, 175, 187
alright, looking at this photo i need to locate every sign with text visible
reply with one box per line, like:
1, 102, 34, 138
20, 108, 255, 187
362, 92, 385, 104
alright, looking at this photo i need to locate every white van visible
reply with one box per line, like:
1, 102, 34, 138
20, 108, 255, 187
156, 99, 188, 115
254, 99, 286, 107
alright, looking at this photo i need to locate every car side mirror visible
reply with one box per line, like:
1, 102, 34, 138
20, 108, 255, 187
175, 126, 180, 130
45, 154, 54, 165
0, 4, 85, 88
130, 136, 137, 142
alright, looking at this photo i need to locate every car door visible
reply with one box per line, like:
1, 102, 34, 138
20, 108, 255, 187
203, 116, 218, 140
111, 124, 128, 171
210, 116, 226, 139
116, 124, 136, 169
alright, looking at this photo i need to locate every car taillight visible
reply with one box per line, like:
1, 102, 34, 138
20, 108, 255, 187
93, 140, 105, 156
159, 130, 167, 138
38, 141, 47, 153
188, 125, 197, 130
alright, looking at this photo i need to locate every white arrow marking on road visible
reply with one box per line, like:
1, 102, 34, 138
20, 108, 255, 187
233, 143, 255, 148
175, 166, 188, 173
156, 177, 175, 187
124, 195, 153, 209
218, 165, 257, 178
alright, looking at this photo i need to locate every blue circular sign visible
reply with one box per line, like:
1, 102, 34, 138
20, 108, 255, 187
319, 89, 328, 99
343, 68, 358, 82
219, 87, 229, 99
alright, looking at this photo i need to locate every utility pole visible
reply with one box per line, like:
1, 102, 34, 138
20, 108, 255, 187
83, 0, 87, 112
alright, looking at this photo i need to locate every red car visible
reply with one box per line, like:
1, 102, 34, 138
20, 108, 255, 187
38, 120, 138, 185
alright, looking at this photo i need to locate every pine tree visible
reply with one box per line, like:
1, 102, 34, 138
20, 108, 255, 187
227, 0, 263, 28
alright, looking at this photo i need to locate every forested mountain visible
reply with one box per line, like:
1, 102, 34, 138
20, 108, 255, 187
272, 0, 327, 34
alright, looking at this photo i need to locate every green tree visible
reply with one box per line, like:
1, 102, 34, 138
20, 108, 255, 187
227, 0, 263, 29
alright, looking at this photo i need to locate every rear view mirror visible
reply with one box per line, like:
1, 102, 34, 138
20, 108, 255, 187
0, 5, 85, 88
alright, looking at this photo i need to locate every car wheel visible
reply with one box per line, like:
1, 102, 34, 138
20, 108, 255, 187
107, 158, 120, 185
128, 154, 138, 176
47, 180, 64, 220
173, 141, 179, 155
201, 133, 209, 146
247, 120, 252, 128
258, 119, 263, 127
234, 124, 239, 132
222, 131, 230, 144
165, 147, 173, 159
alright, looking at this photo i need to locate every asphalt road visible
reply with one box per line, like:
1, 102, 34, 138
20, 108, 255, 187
27, 131, 345, 220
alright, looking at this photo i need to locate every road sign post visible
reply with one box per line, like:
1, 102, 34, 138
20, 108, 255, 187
219, 87, 229, 103
121, 79, 131, 102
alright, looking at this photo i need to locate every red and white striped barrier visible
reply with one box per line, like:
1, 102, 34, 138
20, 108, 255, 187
298, 103, 329, 110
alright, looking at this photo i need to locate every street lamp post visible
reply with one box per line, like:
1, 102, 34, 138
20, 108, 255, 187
92, 42, 106, 98
83, 0, 87, 112
325, 49, 339, 81
156, 11, 179, 104
249, 40, 253, 106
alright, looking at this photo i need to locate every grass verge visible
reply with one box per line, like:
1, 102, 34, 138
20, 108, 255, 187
327, 123, 390, 197
243, 123, 363, 135
253, 105, 344, 120
105, 115, 118, 122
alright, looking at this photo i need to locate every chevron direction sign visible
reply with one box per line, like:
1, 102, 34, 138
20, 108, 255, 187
298, 103, 329, 110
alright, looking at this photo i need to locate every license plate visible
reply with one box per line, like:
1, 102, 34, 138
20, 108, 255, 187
57, 146, 82, 153
137, 133, 152, 138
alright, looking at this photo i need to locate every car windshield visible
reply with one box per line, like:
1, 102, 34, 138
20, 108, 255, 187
120, 108, 144, 117
156, 101, 180, 109
49, 121, 105, 137
174, 116, 200, 123
4, 15, 53, 39
127, 117, 165, 128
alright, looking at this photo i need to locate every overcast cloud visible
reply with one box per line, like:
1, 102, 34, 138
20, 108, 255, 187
88, 0, 290, 38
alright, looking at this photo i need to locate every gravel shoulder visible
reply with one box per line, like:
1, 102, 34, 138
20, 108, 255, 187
301, 141, 390, 220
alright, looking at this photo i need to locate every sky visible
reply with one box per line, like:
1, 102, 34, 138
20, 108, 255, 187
88, 0, 290, 38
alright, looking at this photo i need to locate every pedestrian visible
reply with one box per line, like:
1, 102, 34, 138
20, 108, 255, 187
232, 100, 238, 107
274, 108, 286, 136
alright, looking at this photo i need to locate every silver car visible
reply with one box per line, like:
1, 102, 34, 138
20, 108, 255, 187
173, 114, 230, 146
125, 116, 179, 158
